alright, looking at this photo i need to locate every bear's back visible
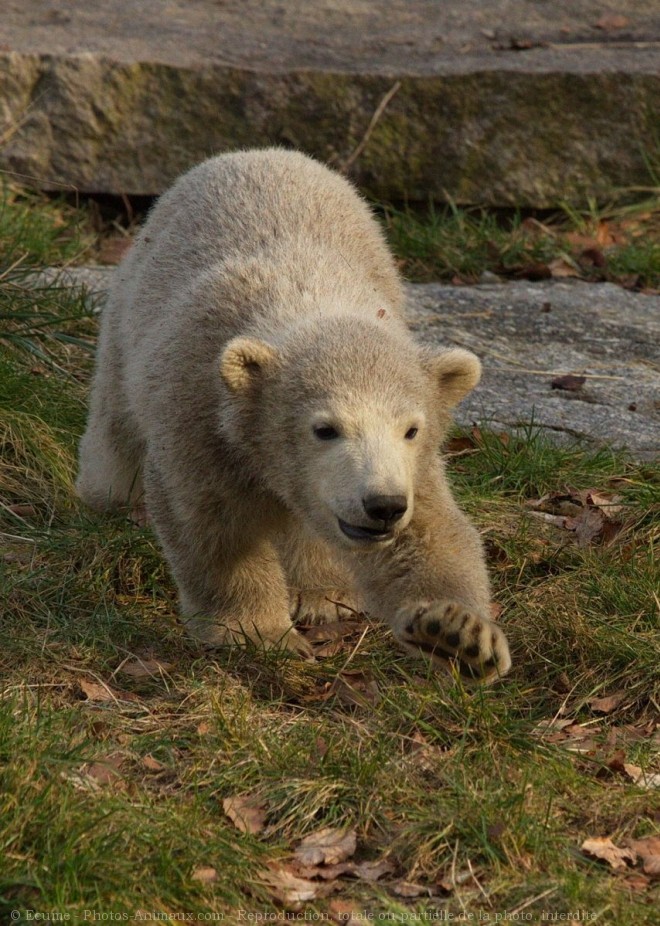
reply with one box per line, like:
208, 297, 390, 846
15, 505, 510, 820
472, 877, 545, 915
116, 149, 403, 324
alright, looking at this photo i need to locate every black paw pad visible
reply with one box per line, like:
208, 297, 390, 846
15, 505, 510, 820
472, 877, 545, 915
445, 632, 460, 649
425, 619, 441, 636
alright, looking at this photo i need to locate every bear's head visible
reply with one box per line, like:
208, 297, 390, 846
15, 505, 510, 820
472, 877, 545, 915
219, 316, 480, 549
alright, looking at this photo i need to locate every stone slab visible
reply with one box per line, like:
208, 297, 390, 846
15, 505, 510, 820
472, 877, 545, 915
1, 1, 658, 205
407, 281, 659, 459
58, 268, 659, 460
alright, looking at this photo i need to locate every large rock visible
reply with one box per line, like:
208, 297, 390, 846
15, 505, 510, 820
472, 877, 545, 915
0, 0, 658, 205
407, 281, 659, 459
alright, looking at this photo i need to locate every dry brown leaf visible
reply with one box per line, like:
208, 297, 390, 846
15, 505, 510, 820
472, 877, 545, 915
532, 718, 575, 737
83, 753, 124, 786
222, 793, 267, 835
191, 866, 217, 884
589, 691, 626, 714
595, 14, 629, 31
445, 435, 478, 454
352, 858, 394, 882
197, 721, 211, 736
6, 503, 37, 518
301, 620, 367, 643
581, 836, 636, 871
79, 678, 117, 702
119, 657, 173, 678
142, 754, 166, 772
490, 602, 503, 621
260, 864, 325, 908
586, 490, 625, 518
549, 257, 580, 278
328, 899, 364, 922
571, 507, 607, 547
329, 671, 380, 709
621, 872, 651, 892
294, 862, 354, 881
625, 837, 660, 877
623, 765, 660, 790
79, 678, 139, 703
295, 826, 357, 867
392, 880, 429, 897
551, 374, 586, 391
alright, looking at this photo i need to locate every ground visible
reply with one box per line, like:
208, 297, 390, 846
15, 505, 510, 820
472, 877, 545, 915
0, 186, 658, 921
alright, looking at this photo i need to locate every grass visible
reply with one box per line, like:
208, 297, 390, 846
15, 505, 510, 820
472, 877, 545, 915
0, 186, 659, 921
381, 192, 660, 290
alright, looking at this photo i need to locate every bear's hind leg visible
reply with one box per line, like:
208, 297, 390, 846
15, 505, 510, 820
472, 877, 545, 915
77, 333, 144, 512
277, 530, 361, 625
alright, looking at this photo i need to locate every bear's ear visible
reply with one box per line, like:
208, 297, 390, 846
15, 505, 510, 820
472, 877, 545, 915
220, 337, 279, 393
423, 348, 482, 407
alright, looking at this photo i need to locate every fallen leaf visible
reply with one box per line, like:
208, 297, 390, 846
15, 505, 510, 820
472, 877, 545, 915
445, 435, 478, 454
295, 826, 357, 867
5, 503, 37, 518
531, 718, 575, 737
222, 793, 267, 835
595, 14, 629, 31
79, 678, 117, 702
407, 730, 446, 772
191, 866, 217, 884
260, 864, 325, 908
623, 765, 660, 790
586, 490, 625, 518
589, 691, 626, 714
301, 620, 367, 643
83, 753, 124, 786
514, 261, 552, 280
119, 657, 173, 678
392, 880, 429, 897
329, 671, 380, 709
78, 678, 139, 703
549, 257, 580, 278
352, 858, 394, 881
581, 836, 636, 871
625, 837, 660, 877
621, 872, 651, 892
551, 374, 586, 391
571, 507, 608, 547
490, 602, 503, 621
580, 247, 606, 269
197, 721, 211, 735
294, 862, 353, 881
142, 754, 166, 772
328, 900, 364, 922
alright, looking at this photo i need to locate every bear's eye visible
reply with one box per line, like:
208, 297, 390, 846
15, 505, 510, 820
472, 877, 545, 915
313, 425, 340, 441
405, 427, 418, 440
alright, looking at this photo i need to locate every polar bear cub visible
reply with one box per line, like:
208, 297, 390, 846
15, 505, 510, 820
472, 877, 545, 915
77, 148, 511, 683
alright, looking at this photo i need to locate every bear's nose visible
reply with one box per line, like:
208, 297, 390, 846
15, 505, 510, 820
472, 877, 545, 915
362, 494, 408, 525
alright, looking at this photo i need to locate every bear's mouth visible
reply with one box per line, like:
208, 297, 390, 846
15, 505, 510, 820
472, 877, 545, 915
338, 518, 393, 543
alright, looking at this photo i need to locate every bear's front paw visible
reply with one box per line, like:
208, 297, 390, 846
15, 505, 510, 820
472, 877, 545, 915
291, 589, 361, 626
393, 600, 511, 683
